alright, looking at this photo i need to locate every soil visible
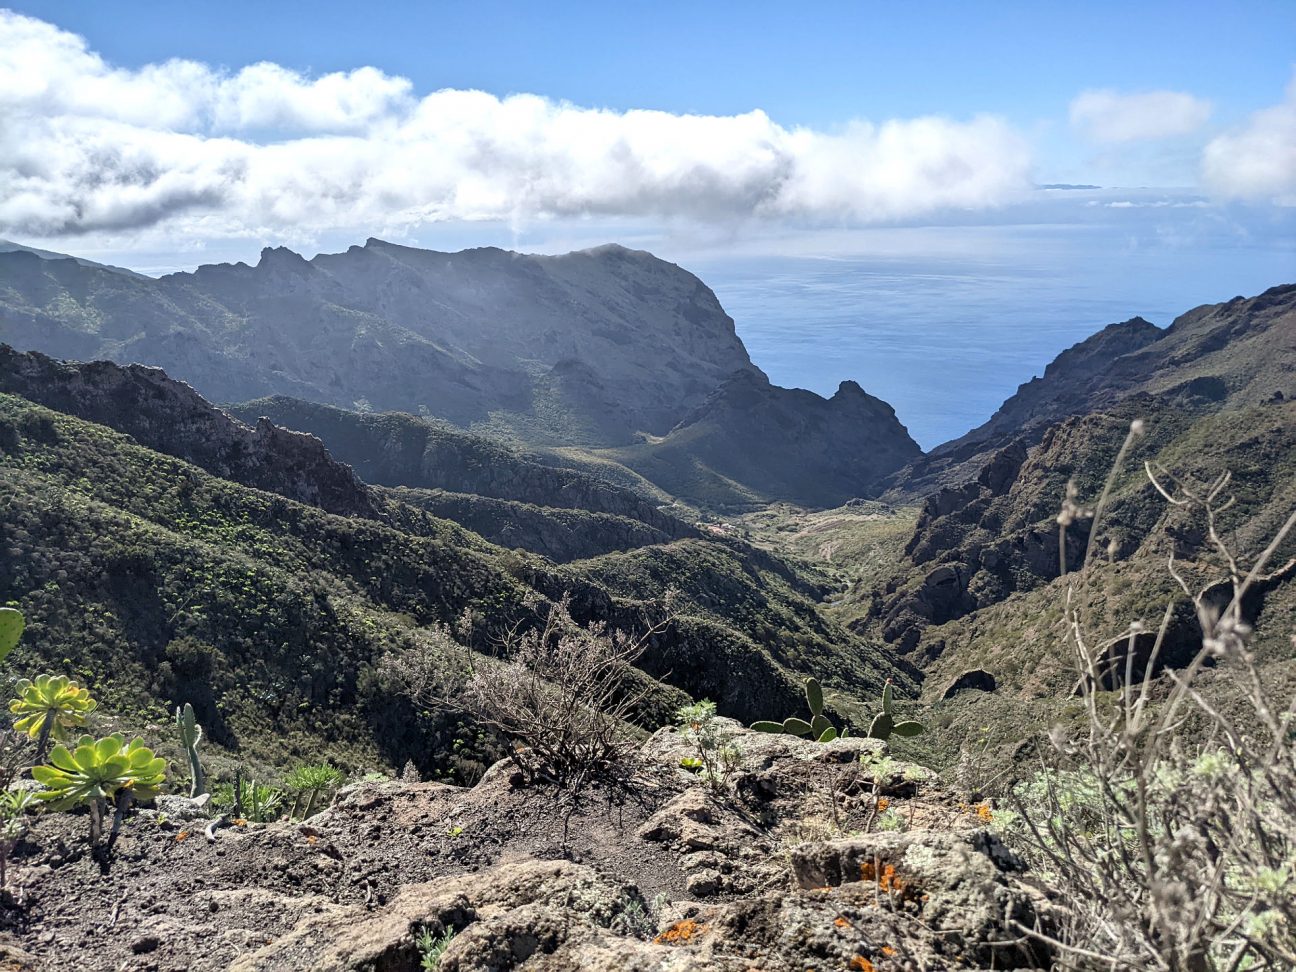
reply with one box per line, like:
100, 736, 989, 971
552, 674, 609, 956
0, 722, 1052, 971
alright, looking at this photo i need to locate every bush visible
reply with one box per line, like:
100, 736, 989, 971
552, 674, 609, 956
1008, 423, 1296, 970
384, 594, 672, 790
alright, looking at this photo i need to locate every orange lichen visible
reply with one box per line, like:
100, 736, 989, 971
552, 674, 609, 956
174, 831, 190, 842
834, 916, 852, 929
850, 957, 876, 971
859, 860, 906, 894
975, 802, 994, 823
881, 946, 896, 957
306, 835, 318, 845
654, 919, 707, 945
875, 797, 890, 812
234, 818, 247, 827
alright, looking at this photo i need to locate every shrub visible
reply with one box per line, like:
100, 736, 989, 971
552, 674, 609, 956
0, 608, 23, 665
284, 763, 345, 819
676, 699, 740, 792
416, 925, 455, 970
1009, 423, 1296, 970
385, 594, 672, 790
0, 790, 33, 888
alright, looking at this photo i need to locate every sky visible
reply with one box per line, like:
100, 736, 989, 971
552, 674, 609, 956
0, 2, 1293, 443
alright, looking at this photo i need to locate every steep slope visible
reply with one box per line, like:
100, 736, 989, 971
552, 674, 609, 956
225, 396, 705, 561
0, 240, 759, 447
603, 371, 922, 510
889, 284, 1296, 498
856, 286, 1296, 656
0, 239, 921, 508
0, 353, 913, 779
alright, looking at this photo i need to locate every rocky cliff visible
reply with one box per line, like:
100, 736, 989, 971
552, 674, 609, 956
0, 241, 760, 448
606, 371, 922, 510
861, 285, 1296, 666
889, 284, 1296, 499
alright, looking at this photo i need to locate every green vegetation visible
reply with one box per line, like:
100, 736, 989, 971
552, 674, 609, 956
33, 734, 166, 845
676, 700, 740, 791
865, 680, 926, 740
216, 776, 284, 823
751, 676, 844, 742
285, 763, 345, 819
0, 607, 23, 664
9, 673, 97, 755
175, 702, 206, 797
0, 389, 898, 782
416, 925, 456, 970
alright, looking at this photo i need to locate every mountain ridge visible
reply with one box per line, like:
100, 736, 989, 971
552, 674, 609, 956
0, 238, 921, 508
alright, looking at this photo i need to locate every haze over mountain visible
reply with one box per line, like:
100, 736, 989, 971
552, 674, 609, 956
0, 240, 921, 508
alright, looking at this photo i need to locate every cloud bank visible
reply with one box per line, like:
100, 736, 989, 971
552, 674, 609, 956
0, 10, 1034, 240
1069, 89, 1213, 143
1202, 73, 1296, 205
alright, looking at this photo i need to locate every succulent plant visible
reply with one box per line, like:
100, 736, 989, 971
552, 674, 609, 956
751, 677, 846, 742
175, 703, 206, 798
0, 608, 24, 665
867, 680, 926, 740
220, 773, 284, 823
32, 733, 165, 845
10, 674, 98, 756
285, 763, 345, 819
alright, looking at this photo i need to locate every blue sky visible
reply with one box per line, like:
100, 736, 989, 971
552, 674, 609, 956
0, 2, 1292, 445
2, 0, 1292, 258
6, 1, 1293, 128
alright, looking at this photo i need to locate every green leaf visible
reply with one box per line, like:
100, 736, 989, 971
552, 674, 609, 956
811, 714, 832, 738
891, 721, 926, 738
0, 608, 24, 665
750, 720, 785, 734
868, 713, 894, 739
816, 727, 838, 742
804, 677, 824, 717
882, 682, 893, 716
783, 717, 813, 736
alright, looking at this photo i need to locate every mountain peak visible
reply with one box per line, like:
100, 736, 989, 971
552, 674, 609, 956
256, 245, 312, 271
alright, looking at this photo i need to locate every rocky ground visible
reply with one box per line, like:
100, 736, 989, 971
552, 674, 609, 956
0, 723, 1055, 971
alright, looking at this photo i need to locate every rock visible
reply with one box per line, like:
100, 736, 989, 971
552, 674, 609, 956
152, 793, 212, 821
941, 668, 998, 699
684, 869, 723, 897
792, 829, 1050, 968
130, 935, 161, 955
229, 859, 631, 972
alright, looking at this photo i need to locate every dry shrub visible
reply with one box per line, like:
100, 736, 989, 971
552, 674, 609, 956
384, 594, 672, 790
1010, 421, 1296, 971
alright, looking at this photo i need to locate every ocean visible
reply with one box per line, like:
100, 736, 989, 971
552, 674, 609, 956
692, 217, 1295, 450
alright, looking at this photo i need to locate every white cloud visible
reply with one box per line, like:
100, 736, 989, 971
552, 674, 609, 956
1201, 73, 1296, 205
1070, 89, 1212, 143
0, 10, 1032, 239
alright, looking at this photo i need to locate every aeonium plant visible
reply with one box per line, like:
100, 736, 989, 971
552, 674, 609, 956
10, 674, 98, 758
33, 733, 165, 847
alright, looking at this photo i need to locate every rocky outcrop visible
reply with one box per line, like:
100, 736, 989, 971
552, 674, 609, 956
7, 722, 1053, 971
609, 370, 922, 510
226, 397, 698, 542
1, 240, 925, 508
0, 345, 381, 519
888, 284, 1296, 500
0, 241, 761, 448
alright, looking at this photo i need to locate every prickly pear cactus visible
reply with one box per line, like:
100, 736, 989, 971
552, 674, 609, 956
867, 679, 926, 740
0, 608, 23, 665
751, 676, 844, 742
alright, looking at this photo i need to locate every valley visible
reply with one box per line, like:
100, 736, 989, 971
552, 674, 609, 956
0, 240, 1292, 970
